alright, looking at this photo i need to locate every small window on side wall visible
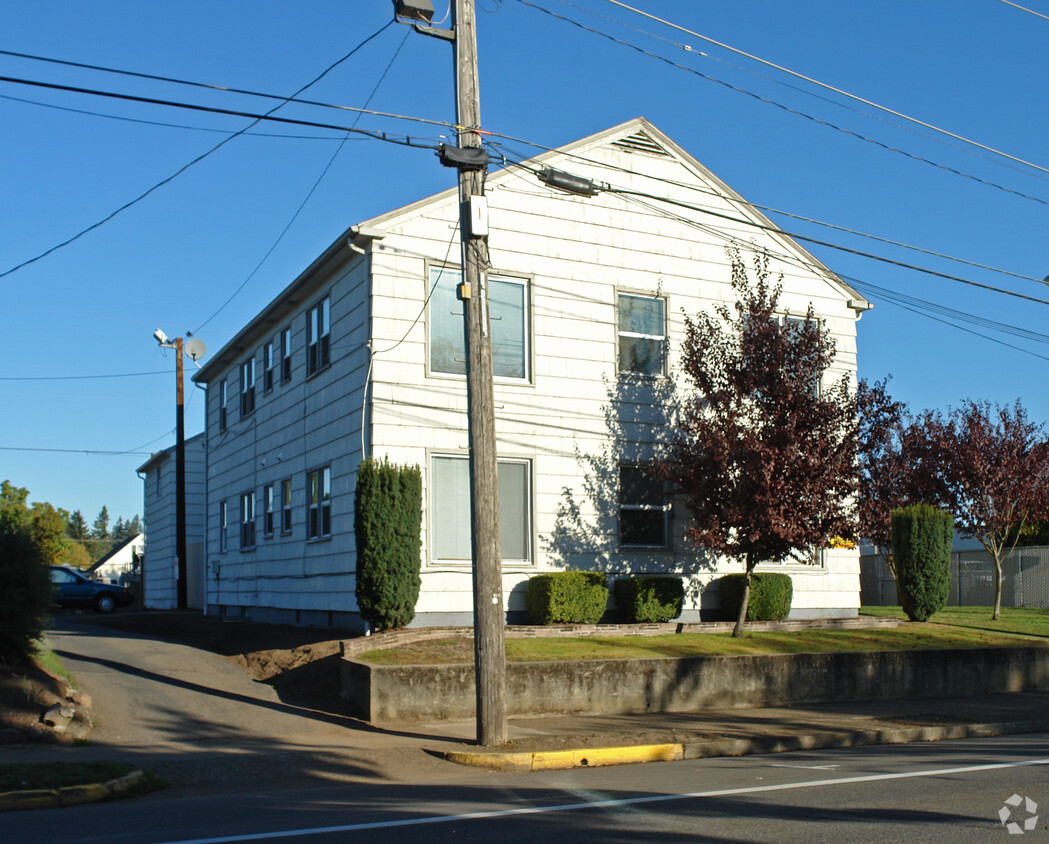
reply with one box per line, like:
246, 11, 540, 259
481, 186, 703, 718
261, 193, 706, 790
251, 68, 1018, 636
618, 293, 665, 376
306, 298, 330, 376
619, 465, 669, 547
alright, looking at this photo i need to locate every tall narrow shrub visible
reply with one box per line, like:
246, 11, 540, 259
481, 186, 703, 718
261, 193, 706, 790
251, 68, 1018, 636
891, 503, 952, 622
354, 458, 422, 631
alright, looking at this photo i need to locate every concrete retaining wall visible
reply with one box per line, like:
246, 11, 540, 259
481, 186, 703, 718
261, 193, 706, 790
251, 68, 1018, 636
342, 647, 1049, 724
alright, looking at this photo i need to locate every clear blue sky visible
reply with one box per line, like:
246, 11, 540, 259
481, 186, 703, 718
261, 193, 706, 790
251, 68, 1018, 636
3, 0, 1048, 524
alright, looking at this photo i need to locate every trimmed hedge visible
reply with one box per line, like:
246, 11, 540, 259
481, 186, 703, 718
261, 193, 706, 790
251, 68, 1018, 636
526, 571, 609, 624
613, 576, 684, 623
718, 572, 793, 622
354, 458, 423, 631
891, 503, 952, 622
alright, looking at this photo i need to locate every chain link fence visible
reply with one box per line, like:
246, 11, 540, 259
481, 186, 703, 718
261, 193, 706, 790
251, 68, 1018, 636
860, 546, 1049, 608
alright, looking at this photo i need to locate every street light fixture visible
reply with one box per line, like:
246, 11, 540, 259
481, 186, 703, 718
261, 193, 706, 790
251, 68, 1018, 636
154, 330, 206, 610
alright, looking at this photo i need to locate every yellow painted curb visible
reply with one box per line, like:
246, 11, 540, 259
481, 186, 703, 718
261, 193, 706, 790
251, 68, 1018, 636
441, 743, 684, 772
0, 788, 60, 811
58, 783, 110, 807
531, 744, 683, 770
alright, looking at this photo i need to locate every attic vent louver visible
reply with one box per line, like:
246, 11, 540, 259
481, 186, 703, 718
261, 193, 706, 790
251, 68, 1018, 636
611, 131, 671, 157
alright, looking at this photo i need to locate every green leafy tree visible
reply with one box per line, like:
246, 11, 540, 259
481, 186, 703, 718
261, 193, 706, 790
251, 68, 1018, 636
31, 502, 69, 567
660, 252, 858, 637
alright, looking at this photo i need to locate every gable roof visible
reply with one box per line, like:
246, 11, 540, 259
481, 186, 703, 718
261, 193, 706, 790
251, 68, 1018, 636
195, 117, 867, 381
88, 533, 143, 573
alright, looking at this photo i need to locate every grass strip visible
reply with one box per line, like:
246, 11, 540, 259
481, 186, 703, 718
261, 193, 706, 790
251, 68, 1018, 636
0, 762, 133, 792
860, 606, 1049, 638
357, 625, 1045, 666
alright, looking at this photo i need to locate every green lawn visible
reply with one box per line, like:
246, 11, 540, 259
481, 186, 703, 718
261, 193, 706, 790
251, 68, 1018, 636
861, 605, 1049, 638
357, 624, 1047, 666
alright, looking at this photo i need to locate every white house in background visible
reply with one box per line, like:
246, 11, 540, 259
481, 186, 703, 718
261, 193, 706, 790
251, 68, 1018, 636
88, 533, 144, 584
192, 118, 871, 630
136, 433, 206, 609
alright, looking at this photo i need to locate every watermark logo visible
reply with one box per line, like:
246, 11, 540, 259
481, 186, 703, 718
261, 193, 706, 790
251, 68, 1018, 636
1000, 794, 1039, 835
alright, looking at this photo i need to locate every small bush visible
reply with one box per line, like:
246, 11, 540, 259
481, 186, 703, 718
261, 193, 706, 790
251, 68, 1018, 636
354, 458, 422, 631
614, 576, 684, 623
891, 503, 952, 622
718, 572, 793, 622
0, 506, 52, 665
526, 571, 609, 624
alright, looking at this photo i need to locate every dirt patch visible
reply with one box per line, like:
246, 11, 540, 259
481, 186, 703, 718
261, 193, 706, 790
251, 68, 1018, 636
0, 658, 77, 744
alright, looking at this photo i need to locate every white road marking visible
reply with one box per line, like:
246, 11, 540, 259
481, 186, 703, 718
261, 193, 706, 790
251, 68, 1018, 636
158, 757, 1049, 844
768, 763, 841, 770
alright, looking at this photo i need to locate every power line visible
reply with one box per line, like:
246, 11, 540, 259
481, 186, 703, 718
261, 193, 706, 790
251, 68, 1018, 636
0, 446, 154, 456
597, 0, 1049, 178
0, 370, 167, 381
0, 21, 399, 280
0, 46, 456, 134
997, 0, 1049, 22
193, 28, 414, 334
507, 0, 1049, 209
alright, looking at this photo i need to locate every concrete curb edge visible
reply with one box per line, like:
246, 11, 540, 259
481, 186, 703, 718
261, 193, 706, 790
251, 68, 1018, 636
435, 719, 1049, 772
0, 769, 145, 813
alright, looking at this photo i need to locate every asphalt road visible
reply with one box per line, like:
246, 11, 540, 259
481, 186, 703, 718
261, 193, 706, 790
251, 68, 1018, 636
7, 733, 1048, 842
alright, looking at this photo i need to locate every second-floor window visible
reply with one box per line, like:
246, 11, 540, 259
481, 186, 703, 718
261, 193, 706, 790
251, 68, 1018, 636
240, 357, 255, 416
280, 327, 292, 383
263, 341, 275, 393
429, 268, 528, 380
240, 491, 255, 549
618, 293, 665, 376
218, 380, 228, 431
306, 298, 330, 376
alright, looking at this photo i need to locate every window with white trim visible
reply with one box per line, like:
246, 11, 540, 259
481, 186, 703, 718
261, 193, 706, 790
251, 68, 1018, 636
263, 341, 275, 393
306, 298, 330, 376
619, 465, 670, 547
240, 357, 255, 417
218, 380, 228, 432
280, 327, 292, 383
429, 268, 528, 380
240, 491, 255, 549
218, 500, 228, 553
262, 484, 274, 537
307, 467, 331, 540
280, 478, 292, 533
431, 455, 531, 563
618, 293, 665, 376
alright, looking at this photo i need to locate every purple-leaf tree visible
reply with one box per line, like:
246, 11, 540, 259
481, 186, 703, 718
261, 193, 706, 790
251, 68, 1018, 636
660, 252, 858, 637
906, 400, 1049, 620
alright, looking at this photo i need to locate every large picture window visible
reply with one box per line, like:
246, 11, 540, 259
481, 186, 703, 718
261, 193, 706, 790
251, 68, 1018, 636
429, 268, 528, 380
618, 293, 665, 376
619, 465, 669, 547
431, 455, 530, 563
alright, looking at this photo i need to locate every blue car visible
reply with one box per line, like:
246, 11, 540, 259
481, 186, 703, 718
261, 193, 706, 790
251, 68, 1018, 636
49, 565, 134, 614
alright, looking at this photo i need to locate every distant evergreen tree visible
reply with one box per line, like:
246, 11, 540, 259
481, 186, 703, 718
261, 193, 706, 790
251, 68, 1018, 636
66, 509, 89, 540
92, 506, 110, 539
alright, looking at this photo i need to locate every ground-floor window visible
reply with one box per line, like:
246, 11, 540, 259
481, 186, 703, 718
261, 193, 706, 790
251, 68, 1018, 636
307, 467, 331, 540
431, 455, 531, 563
619, 465, 670, 548
240, 491, 255, 549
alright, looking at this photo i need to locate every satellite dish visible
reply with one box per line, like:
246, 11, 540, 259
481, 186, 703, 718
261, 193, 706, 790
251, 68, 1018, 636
185, 338, 208, 361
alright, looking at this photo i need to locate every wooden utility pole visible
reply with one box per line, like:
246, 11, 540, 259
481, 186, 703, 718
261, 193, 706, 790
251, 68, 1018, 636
175, 336, 188, 610
452, 0, 507, 746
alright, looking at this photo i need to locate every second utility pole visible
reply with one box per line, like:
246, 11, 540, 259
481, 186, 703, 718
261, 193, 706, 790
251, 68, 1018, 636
452, 0, 507, 747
